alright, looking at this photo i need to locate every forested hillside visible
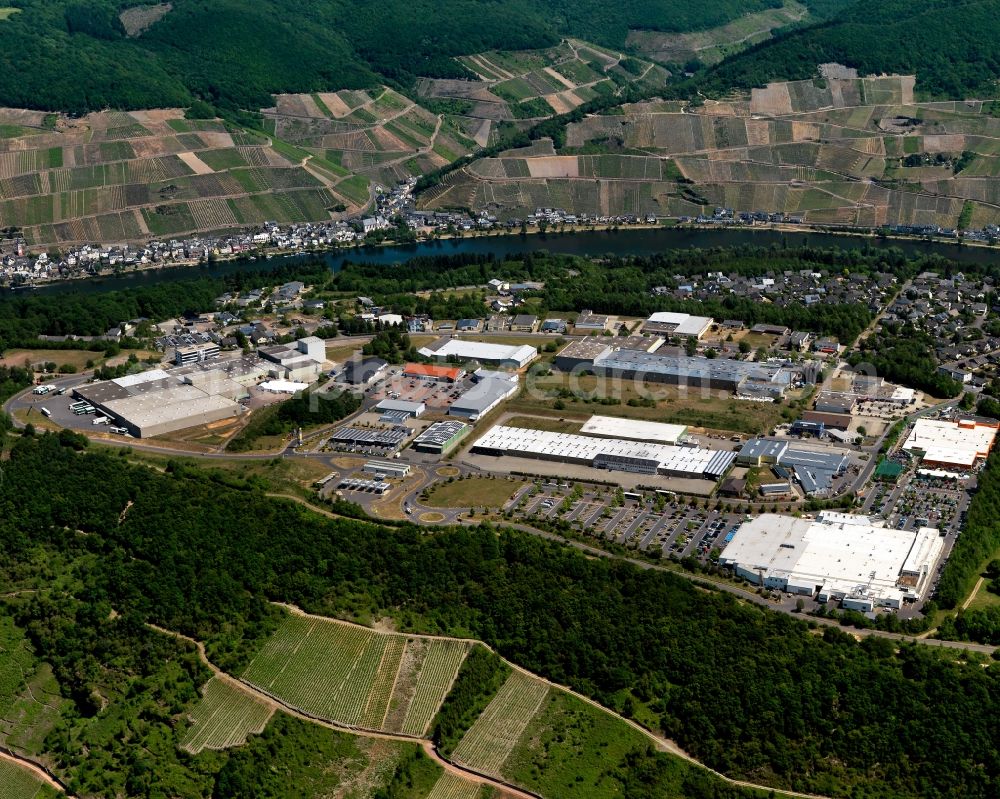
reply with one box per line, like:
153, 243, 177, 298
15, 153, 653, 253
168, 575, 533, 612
1, 433, 998, 798
700, 0, 1000, 97
0, 0, 847, 113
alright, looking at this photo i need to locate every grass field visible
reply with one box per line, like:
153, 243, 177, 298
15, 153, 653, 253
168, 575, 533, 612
179, 677, 275, 754
242, 614, 406, 730
400, 640, 470, 737
451, 671, 549, 776
425, 476, 526, 509
509, 373, 786, 435
0, 760, 59, 799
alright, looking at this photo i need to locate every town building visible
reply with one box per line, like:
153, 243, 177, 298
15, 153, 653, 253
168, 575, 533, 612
341, 357, 388, 386
174, 340, 220, 366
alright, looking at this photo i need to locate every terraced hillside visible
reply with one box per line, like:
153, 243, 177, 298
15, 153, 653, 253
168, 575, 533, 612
241, 612, 470, 735
261, 87, 476, 195
419, 74, 1000, 229
0, 108, 358, 247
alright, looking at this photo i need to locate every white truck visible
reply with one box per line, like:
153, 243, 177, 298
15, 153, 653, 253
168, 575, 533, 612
32, 384, 56, 395
92, 416, 109, 426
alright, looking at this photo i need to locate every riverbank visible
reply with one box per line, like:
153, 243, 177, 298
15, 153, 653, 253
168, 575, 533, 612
8, 221, 1000, 298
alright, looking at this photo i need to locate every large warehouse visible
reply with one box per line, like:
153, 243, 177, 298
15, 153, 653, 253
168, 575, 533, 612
641, 311, 713, 339
902, 418, 999, 469
736, 438, 850, 495
580, 415, 687, 445
473, 425, 735, 479
719, 512, 944, 611
73, 368, 244, 438
418, 339, 538, 369
448, 377, 518, 420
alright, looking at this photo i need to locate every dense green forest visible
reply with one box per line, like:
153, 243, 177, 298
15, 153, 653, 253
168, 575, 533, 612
0, 0, 802, 113
2, 433, 999, 798
698, 0, 1000, 98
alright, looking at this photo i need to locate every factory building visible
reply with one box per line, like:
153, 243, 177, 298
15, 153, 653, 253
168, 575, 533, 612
719, 512, 944, 611
259, 336, 327, 382
418, 340, 538, 369
736, 438, 849, 496
411, 421, 470, 454
448, 377, 519, 420
641, 311, 713, 340
590, 349, 801, 399
902, 418, 999, 469
342, 357, 388, 386
579, 415, 687, 445
472, 425, 735, 479
73, 368, 242, 438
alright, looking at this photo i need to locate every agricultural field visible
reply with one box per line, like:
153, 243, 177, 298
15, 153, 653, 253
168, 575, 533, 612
438, 39, 667, 123
0, 759, 60, 799
450, 671, 550, 776
262, 87, 475, 191
242, 614, 406, 730
421, 73, 1000, 229
179, 677, 275, 754
0, 107, 356, 248
422, 772, 484, 799
399, 640, 471, 737
241, 612, 471, 737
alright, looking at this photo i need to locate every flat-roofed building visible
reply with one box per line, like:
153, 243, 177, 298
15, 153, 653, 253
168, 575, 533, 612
342, 357, 388, 386
419, 340, 538, 369
902, 418, 999, 469
403, 363, 464, 383
641, 311, 712, 339
472, 424, 735, 479
719, 512, 943, 610
259, 336, 327, 382
737, 438, 788, 465
374, 398, 426, 418
553, 339, 614, 371
510, 314, 538, 332
411, 420, 470, 454
363, 460, 411, 477
448, 377, 518, 420
580, 415, 687, 445
175, 340, 220, 365
573, 309, 610, 332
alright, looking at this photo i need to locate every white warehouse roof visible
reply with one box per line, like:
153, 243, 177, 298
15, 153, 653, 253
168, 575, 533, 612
720, 512, 943, 605
473, 424, 733, 478
902, 418, 998, 467
646, 311, 713, 337
580, 415, 687, 444
419, 340, 537, 367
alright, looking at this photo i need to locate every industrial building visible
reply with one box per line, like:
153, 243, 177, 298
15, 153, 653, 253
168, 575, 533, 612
553, 339, 614, 372
175, 340, 220, 365
342, 357, 388, 386
719, 512, 944, 611
328, 426, 407, 449
902, 418, 999, 469
403, 363, 463, 383
448, 377, 519, 420
472, 425, 735, 479
641, 311, 713, 339
592, 349, 801, 399
418, 339, 538, 369
411, 420, 470, 454
736, 438, 850, 495
579, 415, 687, 445
73, 367, 244, 438
259, 336, 327, 382
363, 460, 411, 478
374, 399, 426, 418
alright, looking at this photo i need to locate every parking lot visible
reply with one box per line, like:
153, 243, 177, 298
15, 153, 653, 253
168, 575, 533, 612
507, 481, 744, 558
364, 367, 471, 410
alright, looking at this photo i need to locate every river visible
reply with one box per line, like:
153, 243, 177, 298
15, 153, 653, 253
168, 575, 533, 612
18, 226, 1000, 297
